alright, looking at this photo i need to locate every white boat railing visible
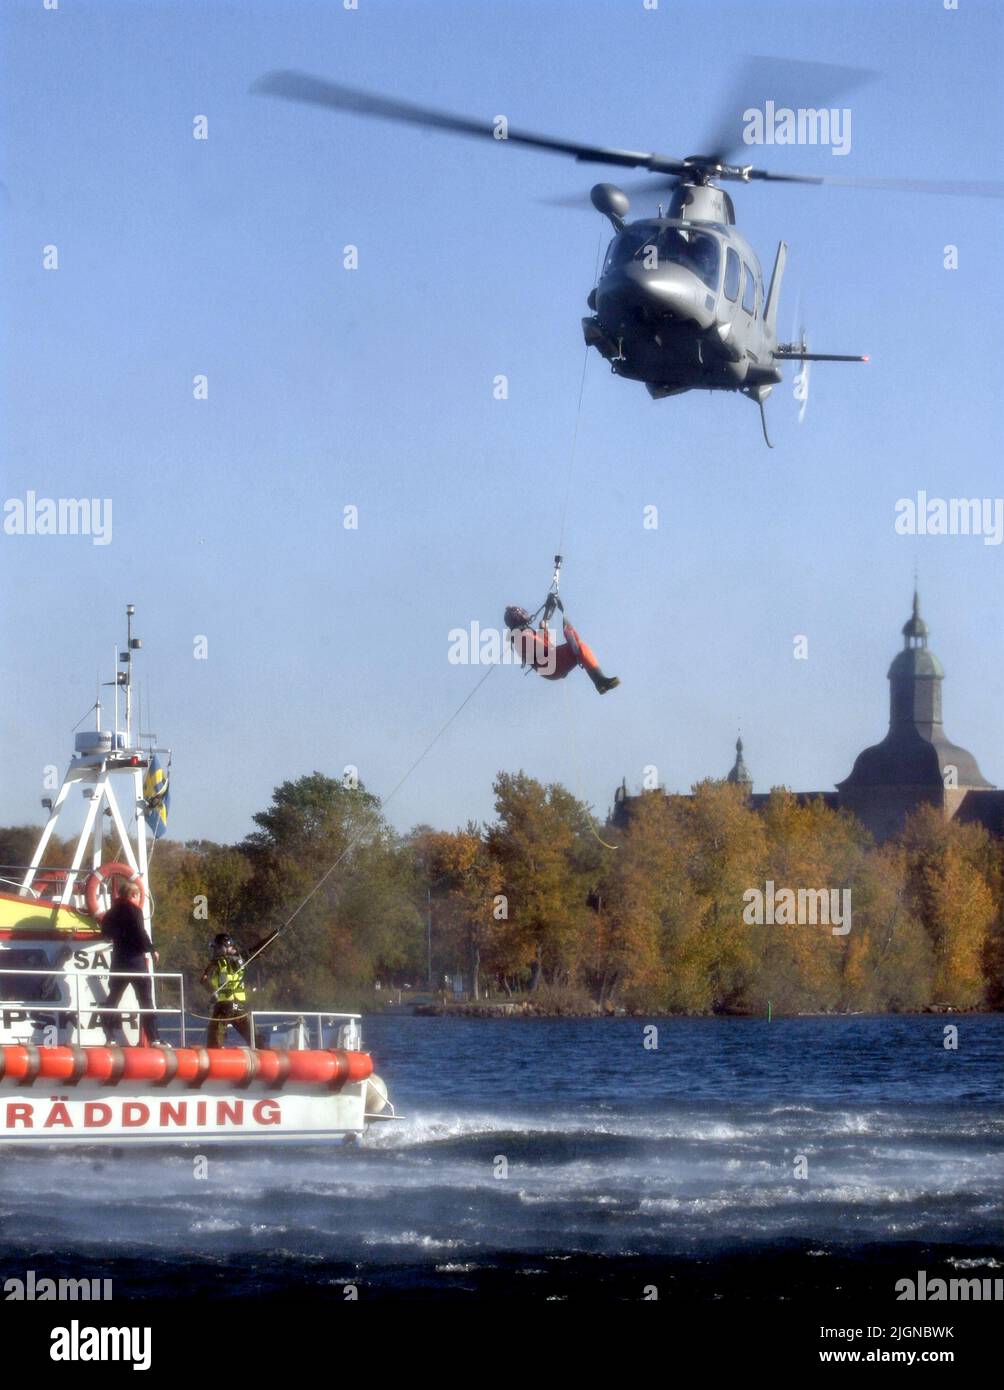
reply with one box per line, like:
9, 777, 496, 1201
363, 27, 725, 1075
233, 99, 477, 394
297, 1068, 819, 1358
0, 969, 364, 1052
0, 876, 40, 896
0, 966, 187, 1044
0, 866, 91, 900
250, 1011, 362, 1051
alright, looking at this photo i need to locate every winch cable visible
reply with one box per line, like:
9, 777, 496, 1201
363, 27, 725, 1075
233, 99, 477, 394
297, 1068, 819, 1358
227, 226, 606, 976
557, 339, 591, 558
238, 661, 498, 974
552, 224, 617, 851
556, 222, 604, 558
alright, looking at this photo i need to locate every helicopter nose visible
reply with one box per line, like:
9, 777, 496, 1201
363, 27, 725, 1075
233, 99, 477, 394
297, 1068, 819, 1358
599, 262, 715, 331
640, 262, 714, 322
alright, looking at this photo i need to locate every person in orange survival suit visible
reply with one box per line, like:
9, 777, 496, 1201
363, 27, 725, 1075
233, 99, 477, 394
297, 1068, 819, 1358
504, 595, 620, 694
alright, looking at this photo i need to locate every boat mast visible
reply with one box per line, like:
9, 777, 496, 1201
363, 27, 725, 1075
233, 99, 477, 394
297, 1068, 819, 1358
124, 603, 135, 746
21, 605, 155, 940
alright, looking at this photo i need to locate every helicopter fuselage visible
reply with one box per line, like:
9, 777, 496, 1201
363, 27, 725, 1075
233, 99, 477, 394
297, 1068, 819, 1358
582, 182, 784, 402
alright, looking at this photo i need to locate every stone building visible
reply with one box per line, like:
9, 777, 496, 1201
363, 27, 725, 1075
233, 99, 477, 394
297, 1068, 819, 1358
611, 591, 1003, 845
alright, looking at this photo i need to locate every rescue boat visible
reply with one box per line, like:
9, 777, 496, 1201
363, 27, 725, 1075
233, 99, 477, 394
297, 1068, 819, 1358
0, 605, 395, 1146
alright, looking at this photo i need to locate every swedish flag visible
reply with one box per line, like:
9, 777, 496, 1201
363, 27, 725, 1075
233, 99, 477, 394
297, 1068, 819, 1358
143, 755, 171, 840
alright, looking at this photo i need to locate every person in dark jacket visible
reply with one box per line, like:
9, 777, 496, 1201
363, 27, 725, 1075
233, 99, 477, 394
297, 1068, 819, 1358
98, 881, 163, 1045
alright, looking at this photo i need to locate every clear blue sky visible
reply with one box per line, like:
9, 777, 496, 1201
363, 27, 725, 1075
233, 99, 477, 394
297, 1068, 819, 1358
1, 0, 1002, 845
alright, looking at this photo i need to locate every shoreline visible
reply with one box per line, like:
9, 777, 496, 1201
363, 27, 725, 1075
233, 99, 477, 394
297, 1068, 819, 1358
404, 1001, 993, 1020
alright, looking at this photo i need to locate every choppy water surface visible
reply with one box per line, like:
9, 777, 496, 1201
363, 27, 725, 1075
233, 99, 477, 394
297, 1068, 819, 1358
1, 1016, 1001, 1300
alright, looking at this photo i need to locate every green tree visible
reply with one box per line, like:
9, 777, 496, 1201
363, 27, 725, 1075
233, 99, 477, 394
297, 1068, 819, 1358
238, 772, 422, 1004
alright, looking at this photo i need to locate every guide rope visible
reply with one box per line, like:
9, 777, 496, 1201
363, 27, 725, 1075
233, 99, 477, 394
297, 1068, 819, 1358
211, 225, 607, 971
185, 1008, 253, 1023
241, 662, 498, 971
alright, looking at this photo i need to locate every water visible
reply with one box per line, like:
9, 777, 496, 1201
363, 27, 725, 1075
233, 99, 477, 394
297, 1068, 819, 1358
0, 1015, 1000, 1301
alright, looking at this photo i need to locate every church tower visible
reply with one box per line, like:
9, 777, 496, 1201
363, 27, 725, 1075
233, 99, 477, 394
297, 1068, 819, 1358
726, 735, 753, 793
837, 591, 993, 841
890, 590, 943, 732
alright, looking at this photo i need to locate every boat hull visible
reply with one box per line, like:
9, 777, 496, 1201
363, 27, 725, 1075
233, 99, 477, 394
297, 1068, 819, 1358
0, 1045, 376, 1145
0, 1084, 369, 1144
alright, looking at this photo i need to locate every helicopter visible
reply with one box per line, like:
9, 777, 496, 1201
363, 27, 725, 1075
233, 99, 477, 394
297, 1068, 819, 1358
253, 61, 1004, 447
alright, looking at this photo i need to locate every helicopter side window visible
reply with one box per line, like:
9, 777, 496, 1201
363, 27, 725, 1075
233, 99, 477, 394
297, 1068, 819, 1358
741, 263, 756, 315
724, 248, 741, 301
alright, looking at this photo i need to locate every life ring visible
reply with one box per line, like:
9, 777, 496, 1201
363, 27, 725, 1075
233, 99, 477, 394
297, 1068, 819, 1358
84, 862, 146, 921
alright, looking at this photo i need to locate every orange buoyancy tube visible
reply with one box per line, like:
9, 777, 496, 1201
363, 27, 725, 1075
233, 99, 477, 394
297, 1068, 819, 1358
0, 1045, 372, 1089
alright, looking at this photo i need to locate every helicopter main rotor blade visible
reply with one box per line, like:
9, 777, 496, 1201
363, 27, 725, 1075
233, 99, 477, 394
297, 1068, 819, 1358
257, 70, 1004, 204
588, 166, 1004, 200
253, 70, 689, 176
546, 167, 1004, 206
700, 55, 877, 165
745, 168, 1004, 198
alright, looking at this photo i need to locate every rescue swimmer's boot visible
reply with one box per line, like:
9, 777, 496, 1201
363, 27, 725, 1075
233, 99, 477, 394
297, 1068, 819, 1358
591, 672, 620, 695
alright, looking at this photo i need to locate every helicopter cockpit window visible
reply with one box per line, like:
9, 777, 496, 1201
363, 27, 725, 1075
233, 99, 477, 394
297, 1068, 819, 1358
655, 228, 721, 290
604, 225, 721, 291
724, 248, 741, 301
741, 263, 757, 315
603, 225, 659, 273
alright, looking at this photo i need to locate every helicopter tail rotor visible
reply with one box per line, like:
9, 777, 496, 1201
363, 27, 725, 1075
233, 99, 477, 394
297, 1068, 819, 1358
792, 299, 811, 425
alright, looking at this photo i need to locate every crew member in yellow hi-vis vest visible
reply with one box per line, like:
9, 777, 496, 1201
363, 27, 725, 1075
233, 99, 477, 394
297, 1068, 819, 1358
201, 932, 273, 1049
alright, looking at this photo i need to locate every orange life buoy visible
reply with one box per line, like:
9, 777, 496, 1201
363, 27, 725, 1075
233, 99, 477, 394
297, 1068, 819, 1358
84, 862, 146, 921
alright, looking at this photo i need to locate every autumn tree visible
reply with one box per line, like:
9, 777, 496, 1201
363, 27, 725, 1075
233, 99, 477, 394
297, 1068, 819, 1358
753, 792, 870, 1014
412, 824, 503, 998
672, 781, 768, 1013
486, 772, 601, 991
901, 806, 996, 1008
839, 843, 932, 1012
594, 792, 692, 1009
